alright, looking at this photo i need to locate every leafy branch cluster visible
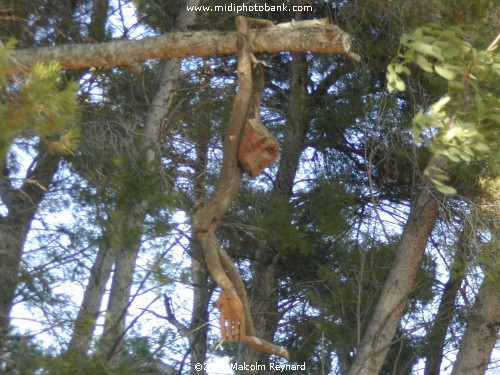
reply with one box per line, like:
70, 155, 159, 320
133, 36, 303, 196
387, 24, 499, 193
0, 41, 79, 161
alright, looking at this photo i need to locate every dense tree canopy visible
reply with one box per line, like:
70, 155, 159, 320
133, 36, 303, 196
0, 0, 498, 374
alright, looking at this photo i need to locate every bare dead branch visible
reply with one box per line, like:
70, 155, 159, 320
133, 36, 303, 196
4, 19, 360, 76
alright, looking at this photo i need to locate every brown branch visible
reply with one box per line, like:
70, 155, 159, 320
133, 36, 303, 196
164, 295, 188, 335
191, 16, 288, 360
192, 14, 253, 334
5, 19, 360, 76
192, 15, 252, 234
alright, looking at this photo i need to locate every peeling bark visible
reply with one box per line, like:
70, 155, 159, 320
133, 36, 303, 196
5, 20, 359, 76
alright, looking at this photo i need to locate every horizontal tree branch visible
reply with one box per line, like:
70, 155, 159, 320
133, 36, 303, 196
5, 19, 360, 76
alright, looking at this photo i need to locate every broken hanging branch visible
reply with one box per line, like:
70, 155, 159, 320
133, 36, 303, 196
192, 16, 289, 360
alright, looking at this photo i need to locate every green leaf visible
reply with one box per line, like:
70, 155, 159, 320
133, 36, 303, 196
434, 182, 457, 195
443, 150, 461, 162
441, 46, 462, 59
413, 27, 424, 41
460, 150, 472, 162
473, 142, 490, 153
439, 29, 457, 39
415, 54, 433, 73
431, 96, 450, 114
400, 33, 411, 45
411, 41, 444, 60
448, 80, 464, 89
395, 77, 406, 91
6, 38, 18, 50
425, 165, 447, 176
444, 127, 457, 142
435, 64, 457, 80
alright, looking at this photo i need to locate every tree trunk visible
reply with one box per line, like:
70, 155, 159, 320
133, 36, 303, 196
63, 0, 113, 358
338, 345, 353, 375
424, 265, 463, 375
348, 155, 448, 375
95, 0, 200, 365
452, 259, 500, 374
67, 196, 146, 359
274, 51, 309, 197
188, 238, 210, 375
424, 227, 470, 375
0, 0, 81, 352
66, 234, 115, 355
188, 118, 211, 375
98, 201, 147, 364
0, 149, 59, 349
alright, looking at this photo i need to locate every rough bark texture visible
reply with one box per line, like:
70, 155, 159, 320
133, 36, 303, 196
451, 266, 500, 374
348, 155, 448, 375
6, 19, 359, 76
0, 149, 59, 349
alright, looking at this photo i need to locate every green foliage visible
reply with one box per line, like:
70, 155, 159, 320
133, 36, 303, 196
41, 352, 132, 375
0, 43, 79, 162
133, 0, 181, 33
380, 327, 420, 375
250, 193, 313, 255
296, 179, 355, 238
1, 336, 47, 375
387, 24, 500, 194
